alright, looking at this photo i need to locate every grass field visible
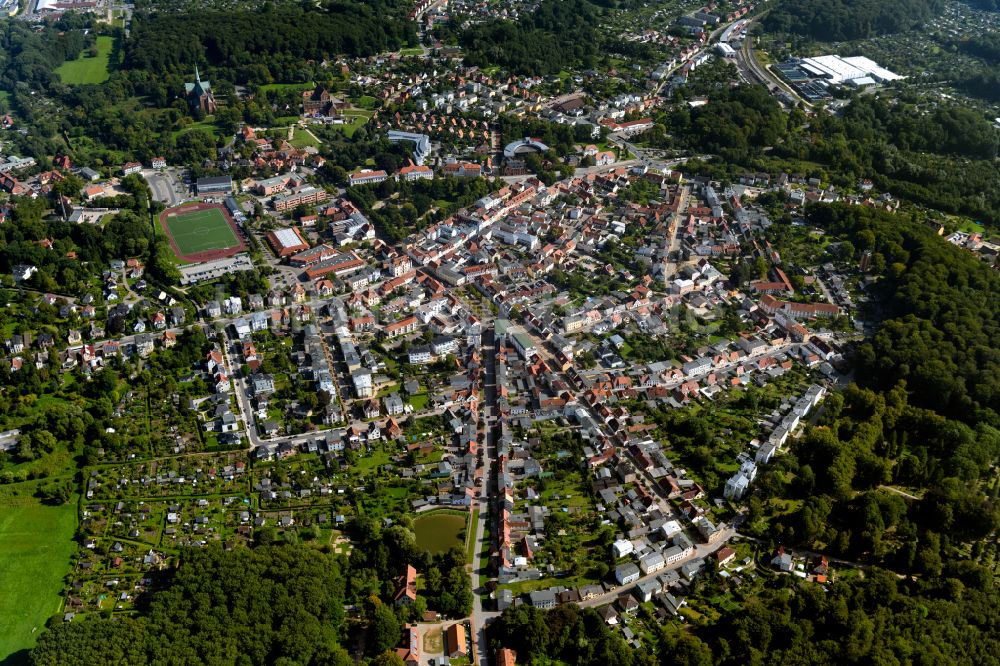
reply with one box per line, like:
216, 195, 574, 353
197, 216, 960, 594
290, 127, 321, 149
335, 110, 374, 138
55, 36, 114, 85
260, 81, 315, 93
165, 208, 239, 256
171, 118, 222, 140
0, 499, 78, 663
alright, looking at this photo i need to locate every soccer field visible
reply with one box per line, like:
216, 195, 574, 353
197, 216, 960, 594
0, 499, 77, 661
165, 208, 240, 256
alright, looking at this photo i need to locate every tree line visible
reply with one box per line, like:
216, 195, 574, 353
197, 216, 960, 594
763, 0, 945, 41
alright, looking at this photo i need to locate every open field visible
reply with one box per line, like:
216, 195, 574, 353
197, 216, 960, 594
260, 81, 315, 93
414, 510, 467, 554
0, 499, 78, 663
290, 127, 320, 149
159, 203, 245, 263
171, 118, 222, 140
55, 36, 114, 85
335, 110, 373, 138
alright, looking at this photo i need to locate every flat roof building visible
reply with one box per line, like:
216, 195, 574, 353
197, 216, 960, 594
266, 227, 310, 258
196, 176, 233, 194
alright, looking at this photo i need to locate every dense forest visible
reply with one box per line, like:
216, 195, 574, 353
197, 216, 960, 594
809, 203, 1000, 421
459, 0, 603, 75
0, 13, 98, 91
126, 2, 416, 83
962, 0, 1000, 8
30, 545, 352, 666
763, 0, 945, 41
344, 174, 498, 241
489, 574, 1000, 666
952, 33, 1000, 102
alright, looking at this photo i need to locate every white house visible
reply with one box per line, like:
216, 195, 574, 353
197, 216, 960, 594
613, 539, 634, 559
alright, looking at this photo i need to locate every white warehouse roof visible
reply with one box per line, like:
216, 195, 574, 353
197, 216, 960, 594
272, 228, 302, 249
800, 55, 903, 84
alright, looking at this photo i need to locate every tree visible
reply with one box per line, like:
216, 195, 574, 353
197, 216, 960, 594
752, 255, 769, 281
369, 603, 401, 655
372, 651, 405, 666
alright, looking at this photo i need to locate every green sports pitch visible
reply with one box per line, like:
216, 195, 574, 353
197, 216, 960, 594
163, 207, 240, 257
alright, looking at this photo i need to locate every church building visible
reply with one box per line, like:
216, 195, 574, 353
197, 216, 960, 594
185, 66, 217, 114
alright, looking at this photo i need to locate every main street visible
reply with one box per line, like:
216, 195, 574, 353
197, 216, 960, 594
469, 325, 500, 666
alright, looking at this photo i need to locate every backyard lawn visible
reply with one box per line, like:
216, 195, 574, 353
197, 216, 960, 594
55, 36, 115, 85
407, 393, 429, 411
0, 498, 78, 663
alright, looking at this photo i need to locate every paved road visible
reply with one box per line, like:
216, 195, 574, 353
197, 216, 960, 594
470, 325, 500, 666
878, 485, 921, 501
576, 529, 736, 609
144, 169, 183, 206
732, 20, 812, 110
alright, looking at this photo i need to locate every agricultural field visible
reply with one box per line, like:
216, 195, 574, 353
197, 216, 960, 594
0, 498, 78, 663
55, 36, 115, 85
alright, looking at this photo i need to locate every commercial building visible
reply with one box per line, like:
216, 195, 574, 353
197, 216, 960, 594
798, 55, 903, 85
442, 162, 483, 178
196, 176, 234, 195
289, 244, 338, 267
398, 163, 434, 181
266, 227, 310, 258
303, 252, 366, 280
